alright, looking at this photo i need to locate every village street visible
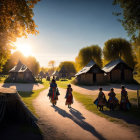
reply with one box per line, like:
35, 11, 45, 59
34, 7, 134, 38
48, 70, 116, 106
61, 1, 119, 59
71, 84, 139, 95
33, 88, 140, 140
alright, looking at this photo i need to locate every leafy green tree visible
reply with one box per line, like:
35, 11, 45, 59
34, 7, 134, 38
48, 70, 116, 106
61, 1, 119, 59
58, 61, 76, 73
0, 0, 40, 71
75, 45, 102, 71
113, 0, 140, 40
103, 38, 135, 67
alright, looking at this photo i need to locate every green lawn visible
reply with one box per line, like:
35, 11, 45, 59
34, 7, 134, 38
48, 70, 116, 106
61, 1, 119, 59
0, 76, 7, 83
57, 80, 140, 125
57, 79, 72, 89
18, 79, 49, 116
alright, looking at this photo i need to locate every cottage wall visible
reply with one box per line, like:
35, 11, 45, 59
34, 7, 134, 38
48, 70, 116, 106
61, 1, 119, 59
96, 73, 105, 83
77, 73, 93, 85
124, 69, 133, 82
111, 69, 121, 82
18, 73, 24, 80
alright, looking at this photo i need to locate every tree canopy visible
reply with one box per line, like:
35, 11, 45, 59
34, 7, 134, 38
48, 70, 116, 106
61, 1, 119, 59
0, 0, 40, 71
113, 0, 140, 40
58, 61, 76, 73
103, 38, 135, 68
75, 45, 102, 71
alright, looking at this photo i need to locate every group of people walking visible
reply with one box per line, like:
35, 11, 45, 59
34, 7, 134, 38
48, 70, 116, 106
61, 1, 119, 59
94, 86, 131, 111
47, 78, 73, 108
47, 78, 131, 111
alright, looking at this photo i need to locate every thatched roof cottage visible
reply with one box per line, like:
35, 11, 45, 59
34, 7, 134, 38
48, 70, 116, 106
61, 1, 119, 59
8, 60, 35, 82
75, 60, 105, 85
102, 59, 133, 82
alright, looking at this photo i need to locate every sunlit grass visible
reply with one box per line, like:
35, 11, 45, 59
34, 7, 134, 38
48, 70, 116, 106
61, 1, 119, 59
57, 80, 140, 125
0, 76, 7, 83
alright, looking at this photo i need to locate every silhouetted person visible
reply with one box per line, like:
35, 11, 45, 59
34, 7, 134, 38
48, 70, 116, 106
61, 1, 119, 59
108, 88, 119, 111
65, 84, 73, 108
94, 88, 107, 111
120, 86, 130, 110
48, 79, 60, 106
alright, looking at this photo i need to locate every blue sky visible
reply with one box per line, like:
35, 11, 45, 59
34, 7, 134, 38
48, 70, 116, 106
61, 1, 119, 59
16, 0, 129, 67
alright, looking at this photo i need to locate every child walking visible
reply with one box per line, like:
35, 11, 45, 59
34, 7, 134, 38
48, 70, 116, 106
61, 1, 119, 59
65, 84, 73, 108
96, 88, 107, 111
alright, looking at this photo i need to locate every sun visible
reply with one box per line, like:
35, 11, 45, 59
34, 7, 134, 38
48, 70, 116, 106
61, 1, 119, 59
15, 42, 32, 57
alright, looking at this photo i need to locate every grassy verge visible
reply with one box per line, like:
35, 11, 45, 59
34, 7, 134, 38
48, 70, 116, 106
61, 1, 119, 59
57, 80, 140, 125
57, 79, 72, 89
73, 91, 140, 123
0, 77, 6, 83
18, 79, 49, 116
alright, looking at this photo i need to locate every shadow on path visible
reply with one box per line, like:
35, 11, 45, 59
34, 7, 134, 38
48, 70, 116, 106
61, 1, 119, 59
102, 110, 140, 126
2, 83, 36, 92
53, 106, 106, 140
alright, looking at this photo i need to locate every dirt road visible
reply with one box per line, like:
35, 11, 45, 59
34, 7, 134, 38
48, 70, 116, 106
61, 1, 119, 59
33, 88, 140, 140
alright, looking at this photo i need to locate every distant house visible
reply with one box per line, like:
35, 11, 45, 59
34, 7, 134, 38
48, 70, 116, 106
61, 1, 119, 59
38, 71, 45, 78
52, 71, 59, 77
44, 72, 49, 77
8, 60, 35, 82
102, 59, 133, 82
75, 60, 105, 85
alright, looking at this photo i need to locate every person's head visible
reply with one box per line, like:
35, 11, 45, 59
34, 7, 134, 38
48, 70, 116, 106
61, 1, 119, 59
68, 84, 71, 88
121, 85, 125, 90
99, 88, 102, 91
52, 79, 55, 83
111, 88, 114, 92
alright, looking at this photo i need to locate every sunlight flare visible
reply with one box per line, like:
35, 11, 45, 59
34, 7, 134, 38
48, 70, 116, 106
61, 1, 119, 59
14, 42, 32, 56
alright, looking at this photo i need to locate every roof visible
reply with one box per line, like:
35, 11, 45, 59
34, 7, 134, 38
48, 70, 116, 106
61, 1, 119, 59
102, 58, 131, 73
75, 60, 96, 76
52, 71, 59, 76
39, 71, 44, 76
9, 60, 30, 73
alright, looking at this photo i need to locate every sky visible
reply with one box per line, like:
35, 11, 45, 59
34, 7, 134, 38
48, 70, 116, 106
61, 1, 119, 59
15, 0, 129, 67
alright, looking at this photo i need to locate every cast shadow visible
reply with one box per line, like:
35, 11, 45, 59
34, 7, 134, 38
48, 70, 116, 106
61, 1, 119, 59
102, 110, 140, 126
2, 83, 37, 92
53, 106, 106, 140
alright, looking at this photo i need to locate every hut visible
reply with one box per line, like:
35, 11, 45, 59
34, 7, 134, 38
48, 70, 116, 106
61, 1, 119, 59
38, 71, 45, 78
102, 59, 133, 83
44, 72, 49, 77
52, 71, 59, 77
75, 60, 105, 85
8, 60, 35, 83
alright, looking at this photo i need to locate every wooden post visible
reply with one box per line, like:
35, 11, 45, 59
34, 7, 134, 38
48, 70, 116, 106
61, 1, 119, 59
137, 89, 139, 108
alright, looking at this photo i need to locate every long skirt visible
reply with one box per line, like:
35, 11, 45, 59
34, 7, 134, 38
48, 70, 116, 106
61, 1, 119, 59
49, 96, 58, 105
65, 94, 73, 105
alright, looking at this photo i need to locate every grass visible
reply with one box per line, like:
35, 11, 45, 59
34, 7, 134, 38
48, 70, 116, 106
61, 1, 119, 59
18, 79, 49, 116
73, 90, 140, 126
57, 79, 72, 89
57, 80, 140, 125
0, 76, 7, 83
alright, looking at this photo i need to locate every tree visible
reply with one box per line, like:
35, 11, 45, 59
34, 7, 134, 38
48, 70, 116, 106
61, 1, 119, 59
58, 61, 76, 73
26, 56, 40, 76
103, 38, 135, 67
113, 0, 140, 41
75, 45, 102, 71
0, 0, 40, 71
48, 61, 55, 69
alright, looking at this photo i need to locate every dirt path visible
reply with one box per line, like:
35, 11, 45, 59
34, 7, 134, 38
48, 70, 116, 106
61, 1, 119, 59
71, 84, 139, 95
33, 88, 140, 140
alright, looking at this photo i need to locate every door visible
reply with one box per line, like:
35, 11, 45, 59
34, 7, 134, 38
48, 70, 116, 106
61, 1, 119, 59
93, 73, 96, 83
